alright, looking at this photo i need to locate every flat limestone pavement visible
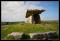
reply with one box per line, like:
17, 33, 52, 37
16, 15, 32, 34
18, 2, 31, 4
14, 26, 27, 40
7, 31, 59, 40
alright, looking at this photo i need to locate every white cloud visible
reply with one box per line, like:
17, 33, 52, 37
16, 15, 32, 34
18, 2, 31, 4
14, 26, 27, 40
25, 1, 44, 10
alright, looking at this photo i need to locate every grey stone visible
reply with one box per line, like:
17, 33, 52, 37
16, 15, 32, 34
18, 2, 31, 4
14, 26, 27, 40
7, 32, 24, 40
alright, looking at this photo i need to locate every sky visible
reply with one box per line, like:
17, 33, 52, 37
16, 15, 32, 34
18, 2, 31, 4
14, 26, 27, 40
1, 1, 59, 22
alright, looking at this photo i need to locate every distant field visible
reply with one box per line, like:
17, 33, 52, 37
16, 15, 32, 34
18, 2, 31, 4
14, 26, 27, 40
1, 21, 59, 40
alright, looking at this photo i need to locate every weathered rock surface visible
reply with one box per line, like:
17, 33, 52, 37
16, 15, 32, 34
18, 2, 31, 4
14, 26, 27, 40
7, 32, 24, 40
7, 31, 59, 40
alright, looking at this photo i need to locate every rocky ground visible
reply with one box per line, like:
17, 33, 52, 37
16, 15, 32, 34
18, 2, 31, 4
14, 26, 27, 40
4, 31, 59, 40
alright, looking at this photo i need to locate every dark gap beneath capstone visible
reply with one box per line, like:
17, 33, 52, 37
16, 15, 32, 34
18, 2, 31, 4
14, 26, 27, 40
32, 14, 41, 24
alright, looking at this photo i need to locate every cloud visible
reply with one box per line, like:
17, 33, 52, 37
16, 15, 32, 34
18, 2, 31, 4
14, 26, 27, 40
25, 1, 44, 10
1, 1, 25, 22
